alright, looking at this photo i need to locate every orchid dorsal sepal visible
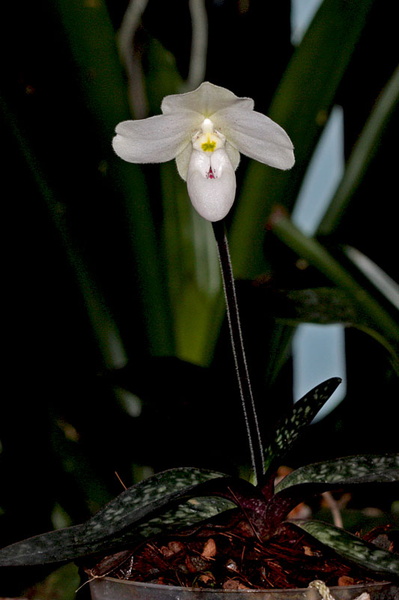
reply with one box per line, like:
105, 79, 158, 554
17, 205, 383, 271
112, 81, 295, 222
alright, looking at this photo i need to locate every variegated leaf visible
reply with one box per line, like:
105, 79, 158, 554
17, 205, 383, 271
0, 468, 232, 567
265, 454, 399, 528
85, 495, 235, 563
120, 495, 235, 545
292, 519, 399, 577
83, 467, 227, 539
275, 454, 399, 494
263, 377, 342, 474
0, 524, 86, 567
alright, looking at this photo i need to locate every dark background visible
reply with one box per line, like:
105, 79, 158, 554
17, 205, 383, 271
0, 0, 398, 594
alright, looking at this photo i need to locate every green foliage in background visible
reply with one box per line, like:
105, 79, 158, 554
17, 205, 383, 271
1, 0, 399, 596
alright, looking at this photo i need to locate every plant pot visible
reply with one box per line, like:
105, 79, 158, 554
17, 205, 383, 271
89, 578, 398, 600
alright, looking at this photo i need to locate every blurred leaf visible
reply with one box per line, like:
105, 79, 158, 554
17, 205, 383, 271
120, 29, 223, 364
293, 520, 399, 577
50, 419, 114, 518
263, 286, 358, 325
139, 38, 223, 365
51, 0, 174, 355
24, 563, 80, 600
161, 161, 222, 364
270, 211, 399, 356
262, 377, 341, 475
344, 246, 399, 311
262, 285, 399, 365
319, 63, 399, 236
229, 0, 375, 279
145, 36, 184, 113
0, 95, 126, 371
262, 322, 296, 387
201, 0, 376, 369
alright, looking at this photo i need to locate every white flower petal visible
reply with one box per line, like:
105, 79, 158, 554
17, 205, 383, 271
161, 82, 253, 118
187, 149, 236, 222
213, 106, 295, 170
225, 141, 240, 171
175, 144, 193, 181
112, 112, 201, 164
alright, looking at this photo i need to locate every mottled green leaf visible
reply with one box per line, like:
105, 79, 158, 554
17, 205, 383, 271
83, 468, 228, 539
293, 520, 399, 577
265, 454, 399, 526
275, 454, 399, 494
117, 495, 235, 547
262, 378, 342, 473
0, 468, 232, 567
0, 524, 86, 567
79, 494, 234, 563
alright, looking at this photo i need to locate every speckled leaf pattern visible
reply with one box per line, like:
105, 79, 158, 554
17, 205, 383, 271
87, 495, 236, 563
275, 454, 399, 493
0, 468, 233, 566
83, 467, 226, 538
120, 495, 235, 545
263, 377, 342, 472
0, 524, 87, 567
293, 520, 399, 577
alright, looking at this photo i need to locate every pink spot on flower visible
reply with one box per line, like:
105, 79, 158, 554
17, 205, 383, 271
207, 167, 215, 179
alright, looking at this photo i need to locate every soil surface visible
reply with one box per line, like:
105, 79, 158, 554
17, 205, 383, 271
84, 521, 397, 590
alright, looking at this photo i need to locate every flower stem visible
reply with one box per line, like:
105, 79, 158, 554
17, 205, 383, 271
212, 220, 264, 483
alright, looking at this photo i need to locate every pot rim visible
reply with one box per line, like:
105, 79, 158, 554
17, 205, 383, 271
90, 578, 393, 594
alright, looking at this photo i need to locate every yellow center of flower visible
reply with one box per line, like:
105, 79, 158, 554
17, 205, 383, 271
192, 118, 225, 153
201, 139, 217, 152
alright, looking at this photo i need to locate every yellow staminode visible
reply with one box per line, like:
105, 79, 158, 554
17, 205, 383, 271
201, 138, 217, 152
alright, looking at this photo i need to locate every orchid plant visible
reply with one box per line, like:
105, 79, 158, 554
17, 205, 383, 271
0, 378, 398, 585
0, 82, 398, 589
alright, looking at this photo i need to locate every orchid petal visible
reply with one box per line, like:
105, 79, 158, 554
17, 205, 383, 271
187, 149, 236, 222
162, 82, 253, 118
225, 142, 240, 171
214, 106, 295, 170
112, 112, 201, 164
175, 143, 194, 181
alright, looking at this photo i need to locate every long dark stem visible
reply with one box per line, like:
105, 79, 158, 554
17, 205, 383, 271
212, 220, 264, 483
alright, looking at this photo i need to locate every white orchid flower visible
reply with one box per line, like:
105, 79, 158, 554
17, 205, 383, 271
112, 81, 294, 222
